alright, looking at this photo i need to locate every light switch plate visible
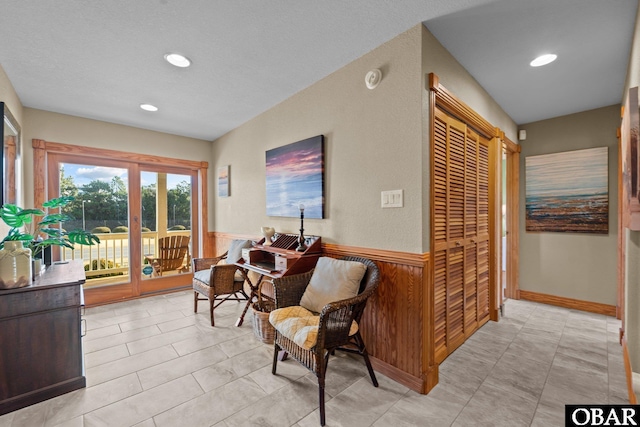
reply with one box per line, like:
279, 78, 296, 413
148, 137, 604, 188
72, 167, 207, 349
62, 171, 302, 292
381, 190, 403, 208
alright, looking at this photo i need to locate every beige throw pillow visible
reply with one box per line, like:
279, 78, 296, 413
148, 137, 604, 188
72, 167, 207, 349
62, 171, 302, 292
227, 239, 252, 263
299, 257, 367, 313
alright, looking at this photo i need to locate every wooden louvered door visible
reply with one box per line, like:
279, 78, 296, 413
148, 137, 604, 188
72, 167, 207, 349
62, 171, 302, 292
433, 108, 491, 364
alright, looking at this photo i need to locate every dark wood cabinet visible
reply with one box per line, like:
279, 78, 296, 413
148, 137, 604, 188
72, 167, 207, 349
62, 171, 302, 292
0, 261, 86, 415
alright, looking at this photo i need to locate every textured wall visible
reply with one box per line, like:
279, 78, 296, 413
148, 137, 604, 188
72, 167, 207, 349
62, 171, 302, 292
22, 108, 211, 208
210, 24, 517, 253
518, 105, 619, 306
211, 25, 424, 252
420, 24, 517, 250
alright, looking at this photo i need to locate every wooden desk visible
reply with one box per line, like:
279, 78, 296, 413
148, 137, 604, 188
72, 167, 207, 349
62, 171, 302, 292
0, 261, 86, 415
234, 234, 321, 326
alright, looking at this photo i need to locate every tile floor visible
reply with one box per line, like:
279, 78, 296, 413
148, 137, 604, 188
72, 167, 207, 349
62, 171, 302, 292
0, 292, 629, 426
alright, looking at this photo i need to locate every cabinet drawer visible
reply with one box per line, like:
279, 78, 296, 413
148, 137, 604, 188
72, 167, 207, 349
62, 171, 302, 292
0, 285, 80, 319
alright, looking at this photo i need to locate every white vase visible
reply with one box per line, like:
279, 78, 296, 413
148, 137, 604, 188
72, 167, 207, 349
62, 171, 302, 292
0, 241, 32, 289
261, 227, 275, 245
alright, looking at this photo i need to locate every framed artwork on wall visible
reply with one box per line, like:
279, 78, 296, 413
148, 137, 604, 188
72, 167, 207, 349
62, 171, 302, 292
525, 146, 608, 234
621, 87, 640, 230
218, 165, 229, 197
1, 102, 20, 206
266, 135, 324, 218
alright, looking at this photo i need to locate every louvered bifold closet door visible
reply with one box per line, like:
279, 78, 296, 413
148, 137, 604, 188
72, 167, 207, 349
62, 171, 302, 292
476, 136, 491, 323
464, 129, 479, 335
433, 108, 491, 364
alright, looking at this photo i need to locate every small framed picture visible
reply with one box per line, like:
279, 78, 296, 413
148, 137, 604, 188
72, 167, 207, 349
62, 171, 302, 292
218, 165, 229, 197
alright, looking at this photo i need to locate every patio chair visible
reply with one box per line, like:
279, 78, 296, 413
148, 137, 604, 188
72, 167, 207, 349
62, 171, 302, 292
145, 235, 190, 277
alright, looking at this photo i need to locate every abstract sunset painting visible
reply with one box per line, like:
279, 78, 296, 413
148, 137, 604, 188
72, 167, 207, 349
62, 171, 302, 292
218, 166, 229, 197
526, 147, 608, 233
266, 135, 324, 218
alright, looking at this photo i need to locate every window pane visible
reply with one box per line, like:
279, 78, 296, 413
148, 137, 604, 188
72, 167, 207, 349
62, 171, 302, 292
60, 163, 130, 288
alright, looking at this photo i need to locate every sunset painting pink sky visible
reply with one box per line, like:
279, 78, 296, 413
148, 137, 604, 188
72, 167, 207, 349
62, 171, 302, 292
266, 135, 324, 218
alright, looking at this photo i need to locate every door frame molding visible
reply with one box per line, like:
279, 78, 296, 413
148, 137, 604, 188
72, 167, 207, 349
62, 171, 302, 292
504, 138, 521, 300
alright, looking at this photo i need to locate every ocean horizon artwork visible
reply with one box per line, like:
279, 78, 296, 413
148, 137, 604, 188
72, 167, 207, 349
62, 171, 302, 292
526, 147, 608, 234
218, 165, 229, 197
266, 135, 324, 218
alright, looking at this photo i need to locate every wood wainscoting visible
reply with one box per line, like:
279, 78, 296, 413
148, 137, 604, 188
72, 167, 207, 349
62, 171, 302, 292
519, 290, 616, 317
208, 232, 438, 394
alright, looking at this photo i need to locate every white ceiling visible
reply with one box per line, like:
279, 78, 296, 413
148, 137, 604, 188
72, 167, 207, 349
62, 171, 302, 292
0, 0, 636, 141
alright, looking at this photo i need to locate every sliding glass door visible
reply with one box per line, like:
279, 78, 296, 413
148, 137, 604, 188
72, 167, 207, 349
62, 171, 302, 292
139, 168, 196, 293
46, 150, 202, 305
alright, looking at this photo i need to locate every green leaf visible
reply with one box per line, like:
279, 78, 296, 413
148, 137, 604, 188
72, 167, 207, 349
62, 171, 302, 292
0, 205, 43, 228
40, 227, 64, 237
67, 230, 100, 246
39, 213, 71, 225
40, 238, 74, 249
42, 196, 74, 209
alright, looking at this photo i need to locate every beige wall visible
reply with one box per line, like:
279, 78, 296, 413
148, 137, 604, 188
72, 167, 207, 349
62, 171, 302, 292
518, 105, 620, 306
211, 24, 517, 253
420, 25, 517, 249
22, 108, 211, 207
212, 25, 424, 252
420, 25, 517, 143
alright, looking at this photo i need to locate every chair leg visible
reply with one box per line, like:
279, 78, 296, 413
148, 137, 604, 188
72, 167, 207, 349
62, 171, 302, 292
318, 377, 326, 426
209, 298, 215, 327
193, 291, 198, 313
355, 332, 378, 387
272, 343, 280, 375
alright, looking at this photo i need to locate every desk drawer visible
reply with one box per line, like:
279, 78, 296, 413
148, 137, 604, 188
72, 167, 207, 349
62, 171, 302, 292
274, 255, 290, 272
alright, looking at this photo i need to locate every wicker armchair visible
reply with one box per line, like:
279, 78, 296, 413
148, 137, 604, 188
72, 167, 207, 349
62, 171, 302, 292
192, 250, 249, 327
270, 256, 380, 426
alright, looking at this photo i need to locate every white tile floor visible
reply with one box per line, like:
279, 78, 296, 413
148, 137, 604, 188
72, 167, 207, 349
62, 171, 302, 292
0, 292, 628, 426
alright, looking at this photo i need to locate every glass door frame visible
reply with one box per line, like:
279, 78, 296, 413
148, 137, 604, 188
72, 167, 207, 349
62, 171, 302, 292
35, 139, 208, 306
138, 164, 200, 295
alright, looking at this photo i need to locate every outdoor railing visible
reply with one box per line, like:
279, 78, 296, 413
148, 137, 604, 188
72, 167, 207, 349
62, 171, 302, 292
62, 230, 191, 280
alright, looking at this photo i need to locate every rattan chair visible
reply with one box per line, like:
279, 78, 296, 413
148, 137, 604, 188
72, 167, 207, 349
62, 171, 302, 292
270, 256, 380, 426
192, 250, 249, 327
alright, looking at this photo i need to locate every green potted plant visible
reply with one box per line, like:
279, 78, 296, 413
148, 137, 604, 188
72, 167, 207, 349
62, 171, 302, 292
0, 196, 100, 279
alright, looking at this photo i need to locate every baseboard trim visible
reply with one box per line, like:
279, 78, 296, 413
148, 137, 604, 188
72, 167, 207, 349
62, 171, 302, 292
623, 337, 637, 404
369, 355, 434, 394
519, 290, 616, 316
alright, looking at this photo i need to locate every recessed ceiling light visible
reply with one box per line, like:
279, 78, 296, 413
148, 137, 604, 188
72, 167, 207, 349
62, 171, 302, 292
530, 54, 557, 67
140, 103, 158, 112
164, 53, 191, 68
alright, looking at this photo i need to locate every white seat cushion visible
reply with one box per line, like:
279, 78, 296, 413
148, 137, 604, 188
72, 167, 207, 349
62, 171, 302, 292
269, 305, 358, 350
193, 268, 210, 284
194, 264, 245, 284
299, 257, 367, 313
